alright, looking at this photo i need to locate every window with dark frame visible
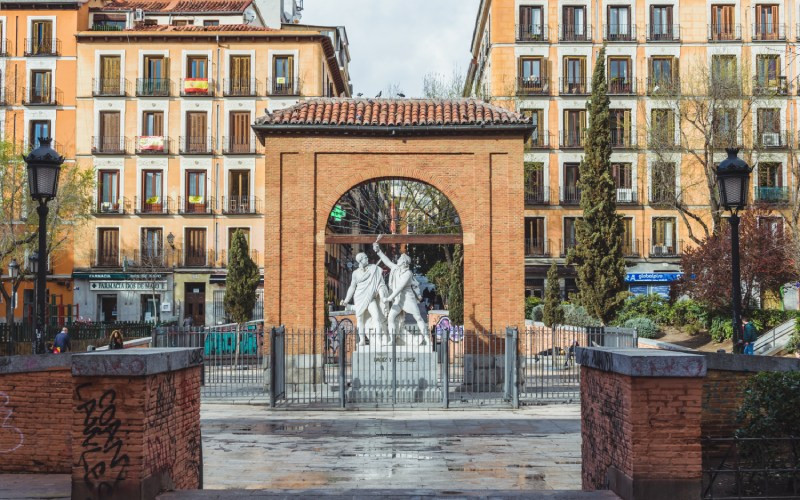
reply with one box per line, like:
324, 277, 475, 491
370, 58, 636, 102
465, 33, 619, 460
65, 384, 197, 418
524, 217, 546, 256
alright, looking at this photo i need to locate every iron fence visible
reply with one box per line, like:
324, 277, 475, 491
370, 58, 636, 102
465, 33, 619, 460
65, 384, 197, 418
0, 321, 153, 355
703, 437, 800, 499
152, 324, 636, 408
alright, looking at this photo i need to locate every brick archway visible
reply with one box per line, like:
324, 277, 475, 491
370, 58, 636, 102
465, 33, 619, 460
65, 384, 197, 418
255, 98, 532, 333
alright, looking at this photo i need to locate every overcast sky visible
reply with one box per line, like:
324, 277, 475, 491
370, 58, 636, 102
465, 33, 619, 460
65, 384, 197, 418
300, 0, 481, 97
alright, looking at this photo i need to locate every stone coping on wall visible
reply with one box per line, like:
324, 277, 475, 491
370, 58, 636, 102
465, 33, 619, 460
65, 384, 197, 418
576, 347, 707, 377
703, 352, 800, 373
0, 353, 72, 375
71, 348, 203, 377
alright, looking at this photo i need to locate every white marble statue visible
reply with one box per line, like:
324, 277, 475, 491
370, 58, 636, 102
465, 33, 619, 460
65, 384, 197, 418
341, 252, 389, 346
373, 242, 428, 346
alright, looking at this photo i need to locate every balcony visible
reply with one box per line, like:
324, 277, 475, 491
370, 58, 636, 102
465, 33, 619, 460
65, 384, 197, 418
560, 186, 581, 205
560, 130, 585, 149
516, 24, 549, 42
223, 135, 261, 154
24, 38, 60, 56
178, 196, 215, 215
604, 24, 636, 42
711, 134, 743, 150
134, 196, 171, 215
131, 249, 176, 269
559, 25, 593, 42
649, 188, 676, 207
93, 78, 126, 97
0, 39, 9, 56
217, 249, 262, 268
516, 76, 550, 96
608, 78, 636, 95
560, 239, 577, 257
611, 128, 637, 149
616, 188, 638, 205
181, 78, 212, 97
525, 238, 550, 257
92, 198, 128, 215
755, 186, 790, 205
649, 240, 683, 257
752, 23, 786, 41
22, 87, 60, 106
560, 77, 589, 96
179, 136, 213, 155
755, 131, 790, 149
708, 24, 742, 41
136, 78, 171, 97
524, 186, 550, 205
92, 136, 128, 155
623, 239, 641, 258
223, 78, 260, 97
181, 248, 211, 268
135, 136, 170, 154
753, 76, 789, 96
92, 249, 120, 268
221, 196, 260, 215
646, 24, 680, 42
646, 77, 680, 96
525, 131, 551, 150
269, 78, 300, 96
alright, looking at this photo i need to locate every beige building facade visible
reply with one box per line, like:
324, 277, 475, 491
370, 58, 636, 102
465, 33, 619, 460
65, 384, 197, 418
465, 0, 798, 306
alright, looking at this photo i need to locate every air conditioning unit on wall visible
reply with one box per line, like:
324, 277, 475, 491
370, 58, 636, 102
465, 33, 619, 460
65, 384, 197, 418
762, 132, 780, 147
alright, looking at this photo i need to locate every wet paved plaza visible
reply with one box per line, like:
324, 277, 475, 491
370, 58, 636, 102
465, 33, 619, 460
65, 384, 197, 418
197, 404, 588, 492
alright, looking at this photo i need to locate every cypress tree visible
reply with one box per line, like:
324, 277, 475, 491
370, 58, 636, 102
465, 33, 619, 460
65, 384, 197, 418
542, 262, 564, 327
448, 244, 464, 325
567, 46, 628, 325
224, 229, 260, 324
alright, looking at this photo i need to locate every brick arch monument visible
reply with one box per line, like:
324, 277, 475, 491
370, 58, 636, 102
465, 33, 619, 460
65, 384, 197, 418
253, 98, 532, 332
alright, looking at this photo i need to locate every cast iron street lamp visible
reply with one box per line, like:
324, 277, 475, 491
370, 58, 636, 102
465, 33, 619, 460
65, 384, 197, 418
23, 138, 63, 354
8, 259, 19, 280
715, 148, 752, 354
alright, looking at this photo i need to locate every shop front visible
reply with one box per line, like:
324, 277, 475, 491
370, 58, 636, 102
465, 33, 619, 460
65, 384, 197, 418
625, 272, 683, 298
73, 272, 177, 323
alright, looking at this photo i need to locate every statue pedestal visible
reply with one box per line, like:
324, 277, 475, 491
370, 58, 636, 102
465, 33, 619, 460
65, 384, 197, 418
348, 345, 441, 404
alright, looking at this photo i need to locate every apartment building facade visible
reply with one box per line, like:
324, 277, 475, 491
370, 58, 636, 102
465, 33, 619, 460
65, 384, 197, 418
71, 1, 351, 324
465, 0, 798, 304
0, 0, 88, 323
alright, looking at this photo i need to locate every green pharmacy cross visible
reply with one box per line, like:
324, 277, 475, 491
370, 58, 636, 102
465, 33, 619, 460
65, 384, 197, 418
331, 205, 347, 222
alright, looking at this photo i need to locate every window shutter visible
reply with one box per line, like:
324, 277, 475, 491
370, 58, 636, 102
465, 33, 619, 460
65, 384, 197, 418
153, 112, 163, 136
623, 109, 631, 144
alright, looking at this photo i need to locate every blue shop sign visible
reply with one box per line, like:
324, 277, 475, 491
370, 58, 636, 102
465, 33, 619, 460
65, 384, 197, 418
625, 273, 683, 283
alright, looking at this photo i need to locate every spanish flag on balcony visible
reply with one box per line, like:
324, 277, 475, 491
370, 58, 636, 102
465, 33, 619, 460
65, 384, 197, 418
138, 136, 165, 151
184, 78, 209, 94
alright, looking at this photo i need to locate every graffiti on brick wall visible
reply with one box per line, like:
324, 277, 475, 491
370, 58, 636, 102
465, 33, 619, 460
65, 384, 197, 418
0, 392, 24, 453
75, 384, 130, 497
145, 372, 177, 475
186, 426, 203, 487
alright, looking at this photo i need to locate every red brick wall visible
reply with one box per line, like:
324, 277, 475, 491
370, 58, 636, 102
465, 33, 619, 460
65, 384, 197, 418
0, 367, 73, 473
263, 135, 526, 338
72, 366, 202, 499
701, 369, 753, 460
581, 366, 703, 490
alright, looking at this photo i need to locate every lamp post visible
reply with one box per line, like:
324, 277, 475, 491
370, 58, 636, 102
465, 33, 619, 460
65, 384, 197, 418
715, 148, 752, 354
22, 138, 63, 354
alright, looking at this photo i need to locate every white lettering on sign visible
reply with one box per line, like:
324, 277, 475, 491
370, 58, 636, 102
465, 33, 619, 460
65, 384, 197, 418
89, 281, 168, 291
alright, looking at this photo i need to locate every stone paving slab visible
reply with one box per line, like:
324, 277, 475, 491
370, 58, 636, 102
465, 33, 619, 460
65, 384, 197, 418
199, 404, 586, 492
159, 489, 619, 499
0, 474, 70, 499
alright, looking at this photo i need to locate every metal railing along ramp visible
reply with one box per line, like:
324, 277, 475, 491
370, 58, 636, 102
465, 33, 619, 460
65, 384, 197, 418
754, 317, 797, 356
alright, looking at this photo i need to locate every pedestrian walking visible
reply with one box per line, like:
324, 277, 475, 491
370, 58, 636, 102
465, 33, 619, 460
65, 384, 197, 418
742, 316, 757, 355
109, 330, 124, 350
53, 327, 71, 353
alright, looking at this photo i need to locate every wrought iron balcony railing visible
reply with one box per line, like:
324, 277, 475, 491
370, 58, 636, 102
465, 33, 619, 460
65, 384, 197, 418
524, 186, 550, 205
525, 238, 550, 257
179, 136, 213, 155
221, 196, 260, 215
136, 78, 171, 97
134, 196, 172, 215
616, 188, 638, 204
93, 78, 127, 97
178, 196, 215, 215
646, 24, 680, 41
560, 186, 581, 205
559, 24, 593, 42
269, 78, 300, 96
604, 24, 636, 41
24, 38, 60, 56
752, 23, 786, 41
92, 136, 128, 155
754, 186, 790, 204
560, 130, 585, 149
223, 78, 260, 96
608, 78, 636, 95
649, 240, 683, 257
708, 24, 742, 41
516, 24, 549, 42
517, 76, 550, 95
560, 77, 589, 95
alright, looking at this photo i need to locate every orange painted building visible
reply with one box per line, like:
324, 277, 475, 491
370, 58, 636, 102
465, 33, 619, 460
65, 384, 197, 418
465, 0, 798, 305
0, 0, 87, 323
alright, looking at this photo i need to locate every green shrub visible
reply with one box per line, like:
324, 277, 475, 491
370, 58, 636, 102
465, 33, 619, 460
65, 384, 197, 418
669, 299, 709, 328
710, 316, 734, 343
684, 322, 702, 336
786, 318, 800, 353
749, 309, 797, 334
562, 304, 601, 327
525, 296, 542, 320
623, 317, 660, 339
613, 294, 671, 326
530, 304, 544, 322
737, 371, 800, 438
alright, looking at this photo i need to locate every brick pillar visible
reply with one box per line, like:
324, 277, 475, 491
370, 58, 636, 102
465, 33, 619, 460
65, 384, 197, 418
577, 347, 706, 500
71, 348, 203, 500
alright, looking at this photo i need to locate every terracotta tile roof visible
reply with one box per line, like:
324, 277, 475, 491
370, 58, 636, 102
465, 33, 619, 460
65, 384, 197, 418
100, 0, 251, 12
122, 23, 274, 32
255, 98, 532, 132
